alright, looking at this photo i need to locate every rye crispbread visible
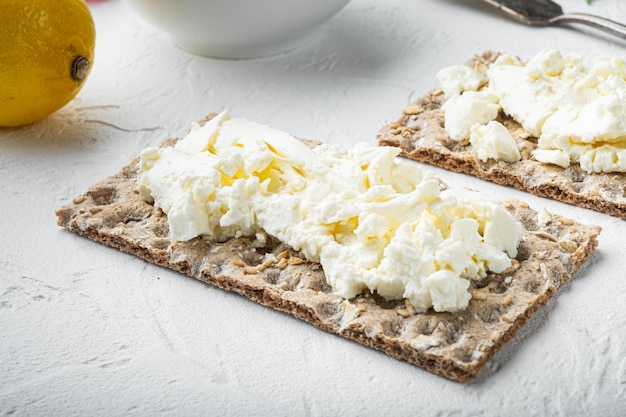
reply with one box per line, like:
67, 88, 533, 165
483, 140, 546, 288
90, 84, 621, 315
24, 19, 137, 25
56, 119, 601, 381
377, 52, 626, 220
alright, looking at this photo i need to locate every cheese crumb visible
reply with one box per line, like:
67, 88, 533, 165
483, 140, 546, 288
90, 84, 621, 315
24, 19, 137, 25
470, 121, 521, 163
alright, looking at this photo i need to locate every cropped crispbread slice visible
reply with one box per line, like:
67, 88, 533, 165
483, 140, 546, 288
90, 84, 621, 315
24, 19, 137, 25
56, 119, 601, 381
377, 52, 626, 220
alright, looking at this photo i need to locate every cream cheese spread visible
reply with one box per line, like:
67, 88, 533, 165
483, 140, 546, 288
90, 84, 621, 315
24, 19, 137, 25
439, 48, 626, 173
138, 111, 522, 313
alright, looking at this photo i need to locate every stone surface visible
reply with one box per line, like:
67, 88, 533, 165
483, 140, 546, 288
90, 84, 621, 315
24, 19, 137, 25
1, 0, 625, 415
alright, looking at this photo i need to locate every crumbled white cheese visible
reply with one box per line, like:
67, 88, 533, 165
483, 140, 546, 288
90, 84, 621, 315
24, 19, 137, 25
139, 111, 522, 313
436, 65, 487, 98
579, 145, 626, 173
442, 90, 500, 143
532, 149, 570, 169
470, 121, 521, 163
439, 48, 626, 173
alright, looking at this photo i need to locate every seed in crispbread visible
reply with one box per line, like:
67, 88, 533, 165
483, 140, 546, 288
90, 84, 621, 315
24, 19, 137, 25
501, 294, 513, 306
404, 299, 417, 315
533, 231, 558, 242
242, 266, 258, 275
472, 291, 487, 301
232, 257, 246, 267
559, 240, 579, 252
403, 104, 424, 115
262, 258, 275, 268
289, 256, 305, 265
276, 258, 289, 269
72, 195, 85, 204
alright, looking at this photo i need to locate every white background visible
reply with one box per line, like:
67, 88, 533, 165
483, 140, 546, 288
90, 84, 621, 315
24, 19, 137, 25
1, 0, 625, 415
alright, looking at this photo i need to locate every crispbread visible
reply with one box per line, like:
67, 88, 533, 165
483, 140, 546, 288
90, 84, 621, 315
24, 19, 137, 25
56, 122, 601, 381
376, 52, 626, 220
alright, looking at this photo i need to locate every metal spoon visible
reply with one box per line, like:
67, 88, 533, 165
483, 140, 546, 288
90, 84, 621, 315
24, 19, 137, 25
482, 0, 626, 40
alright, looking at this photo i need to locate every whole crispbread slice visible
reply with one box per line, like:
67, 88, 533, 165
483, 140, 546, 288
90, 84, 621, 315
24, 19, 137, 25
376, 51, 626, 220
56, 120, 601, 381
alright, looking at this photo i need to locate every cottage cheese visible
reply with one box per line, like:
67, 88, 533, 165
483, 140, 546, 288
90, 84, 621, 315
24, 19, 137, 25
470, 121, 521, 163
442, 90, 500, 143
139, 111, 521, 312
439, 48, 626, 173
436, 65, 487, 98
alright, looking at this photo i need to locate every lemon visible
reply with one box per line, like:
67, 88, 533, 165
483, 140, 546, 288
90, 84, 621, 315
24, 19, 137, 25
0, 0, 96, 127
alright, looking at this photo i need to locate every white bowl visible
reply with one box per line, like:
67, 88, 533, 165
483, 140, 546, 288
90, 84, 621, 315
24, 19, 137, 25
123, 0, 351, 59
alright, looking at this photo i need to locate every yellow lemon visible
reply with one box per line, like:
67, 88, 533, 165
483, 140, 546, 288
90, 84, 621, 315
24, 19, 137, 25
0, 0, 96, 127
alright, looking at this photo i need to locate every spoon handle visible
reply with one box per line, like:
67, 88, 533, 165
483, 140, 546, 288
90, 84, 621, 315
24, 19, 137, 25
552, 13, 626, 39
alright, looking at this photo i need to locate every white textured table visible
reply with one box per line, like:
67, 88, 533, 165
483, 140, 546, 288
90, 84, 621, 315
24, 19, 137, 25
2, 0, 625, 415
